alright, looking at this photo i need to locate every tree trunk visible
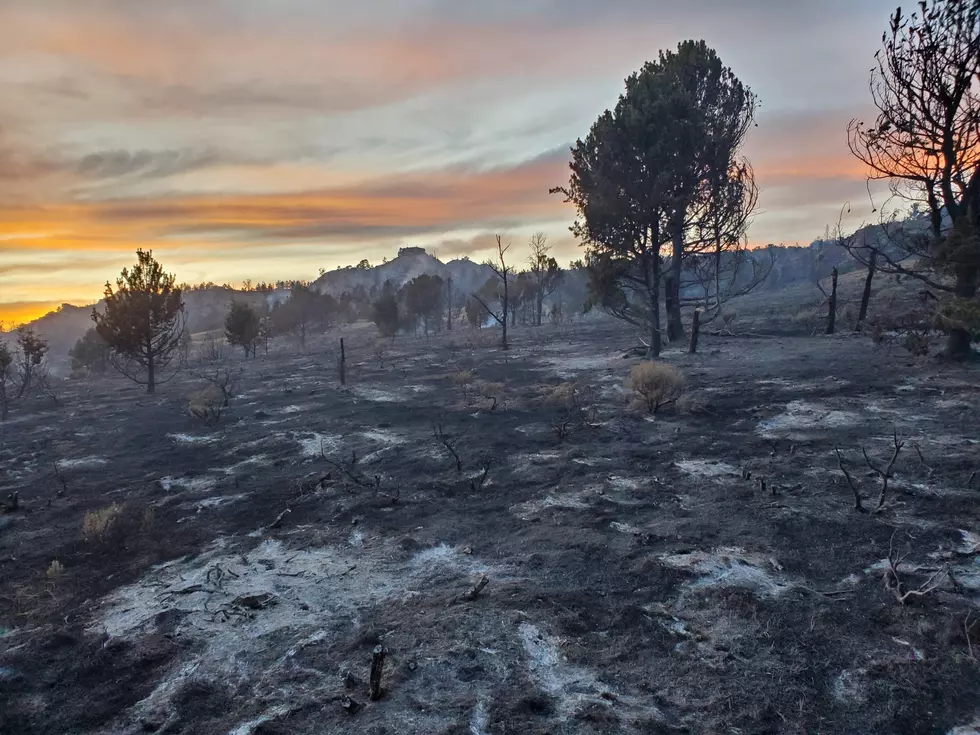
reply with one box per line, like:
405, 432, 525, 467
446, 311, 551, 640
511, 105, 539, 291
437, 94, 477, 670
689, 310, 701, 354
667, 223, 685, 341
536, 288, 544, 326
856, 251, 876, 327
826, 267, 838, 335
647, 268, 662, 358
446, 278, 453, 331
945, 266, 978, 360
339, 337, 346, 385
501, 279, 509, 351
146, 351, 155, 394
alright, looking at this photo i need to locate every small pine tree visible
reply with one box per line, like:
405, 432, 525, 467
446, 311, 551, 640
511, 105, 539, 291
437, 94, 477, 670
15, 327, 48, 398
70, 327, 110, 375
372, 283, 400, 338
224, 301, 261, 357
93, 249, 185, 394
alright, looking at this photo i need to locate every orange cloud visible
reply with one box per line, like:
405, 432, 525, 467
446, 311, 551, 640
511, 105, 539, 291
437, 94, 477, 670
0, 150, 573, 306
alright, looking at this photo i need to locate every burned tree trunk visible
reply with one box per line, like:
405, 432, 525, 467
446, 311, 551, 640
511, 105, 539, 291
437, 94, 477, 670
826, 267, 838, 335
689, 309, 701, 354
369, 645, 388, 701
339, 337, 346, 386
856, 250, 877, 328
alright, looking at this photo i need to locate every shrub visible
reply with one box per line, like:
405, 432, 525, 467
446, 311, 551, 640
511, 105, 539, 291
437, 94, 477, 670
70, 328, 110, 376
46, 560, 65, 581
225, 300, 262, 357
629, 362, 685, 414
188, 385, 225, 424
451, 369, 475, 403
82, 503, 123, 542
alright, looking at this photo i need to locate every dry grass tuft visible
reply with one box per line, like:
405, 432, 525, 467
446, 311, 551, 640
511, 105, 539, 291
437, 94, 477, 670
188, 385, 225, 424
46, 559, 65, 581
628, 362, 685, 414
82, 503, 123, 543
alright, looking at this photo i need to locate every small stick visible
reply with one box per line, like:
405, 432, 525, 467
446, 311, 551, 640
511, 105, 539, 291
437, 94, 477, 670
966, 613, 975, 661
451, 575, 490, 605
369, 645, 388, 701
266, 508, 291, 530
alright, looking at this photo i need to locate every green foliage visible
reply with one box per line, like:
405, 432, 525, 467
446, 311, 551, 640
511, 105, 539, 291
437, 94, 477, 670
93, 249, 185, 393
936, 298, 980, 340
553, 40, 757, 355
15, 327, 48, 398
270, 283, 336, 348
224, 301, 262, 357
402, 274, 444, 334
464, 297, 483, 328
70, 327, 110, 375
371, 281, 401, 337
0, 339, 12, 420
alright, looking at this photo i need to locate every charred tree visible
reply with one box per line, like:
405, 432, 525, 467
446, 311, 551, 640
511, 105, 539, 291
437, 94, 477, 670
857, 249, 878, 327
472, 236, 513, 350
847, 0, 980, 359
826, 267, 839, 334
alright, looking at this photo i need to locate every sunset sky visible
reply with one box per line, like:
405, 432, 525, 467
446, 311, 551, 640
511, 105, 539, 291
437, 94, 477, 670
0, 0, 899, 326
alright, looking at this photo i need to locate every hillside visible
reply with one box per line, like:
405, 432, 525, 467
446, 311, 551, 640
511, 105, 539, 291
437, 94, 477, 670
311, 247, 494, 298
4, 220, 930, 370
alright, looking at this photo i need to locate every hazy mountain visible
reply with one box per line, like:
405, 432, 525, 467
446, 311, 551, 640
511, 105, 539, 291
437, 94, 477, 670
6, 220, 928, 371
311, 247, 494, 297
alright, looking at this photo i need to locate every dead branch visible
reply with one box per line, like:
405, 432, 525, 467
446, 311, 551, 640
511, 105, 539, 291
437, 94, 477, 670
50, 457, 69, 497
199, 367, 241, 405
883, 529, 949, 605
835, 448, 865, 512
966, 612, 976, 661
266, 508, 291, 531
910, 442, 933, 479
320, 444, 373, 489
863, 430, 905, 512
470, 451, 494, 491
432, 421, 468, 474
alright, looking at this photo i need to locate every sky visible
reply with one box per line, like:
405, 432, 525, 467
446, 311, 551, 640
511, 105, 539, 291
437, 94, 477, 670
0, 0, 900, 326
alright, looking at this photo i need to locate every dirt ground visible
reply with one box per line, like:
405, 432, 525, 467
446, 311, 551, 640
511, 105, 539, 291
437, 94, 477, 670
1, 316, 979, 735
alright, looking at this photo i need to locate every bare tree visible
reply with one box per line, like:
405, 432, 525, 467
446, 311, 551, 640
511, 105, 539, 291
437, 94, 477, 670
847, 0, 980, 359
527, 233, 563, 326
472, 235, 513, 350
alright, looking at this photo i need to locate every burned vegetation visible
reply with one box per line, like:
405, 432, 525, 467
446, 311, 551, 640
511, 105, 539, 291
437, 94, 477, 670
2, 4, 980, 734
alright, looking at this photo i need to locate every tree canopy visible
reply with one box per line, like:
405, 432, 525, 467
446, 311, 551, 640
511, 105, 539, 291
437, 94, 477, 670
93, 249, 185, 393
554, 40, 758, 356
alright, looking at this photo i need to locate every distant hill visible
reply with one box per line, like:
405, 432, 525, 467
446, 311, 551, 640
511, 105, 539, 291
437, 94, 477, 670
7, 220, 931, 371
5, 288, 268, 372
312, 247, 495, 297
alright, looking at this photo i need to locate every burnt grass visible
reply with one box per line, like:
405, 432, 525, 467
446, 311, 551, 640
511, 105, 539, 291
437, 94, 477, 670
1, 319, 979, 734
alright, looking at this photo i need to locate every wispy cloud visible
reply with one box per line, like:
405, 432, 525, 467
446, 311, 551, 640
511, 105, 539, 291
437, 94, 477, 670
0, 0, 903, 322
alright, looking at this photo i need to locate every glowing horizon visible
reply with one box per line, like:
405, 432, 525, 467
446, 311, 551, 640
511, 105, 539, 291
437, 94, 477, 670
0, 0, 900, 327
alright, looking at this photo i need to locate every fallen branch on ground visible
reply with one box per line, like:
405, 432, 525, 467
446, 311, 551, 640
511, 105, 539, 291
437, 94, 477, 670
883, 529, 949, 605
